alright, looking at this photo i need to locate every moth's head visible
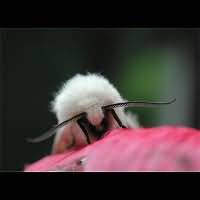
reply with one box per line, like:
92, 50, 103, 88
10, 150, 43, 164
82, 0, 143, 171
77, 107, 116, 143
86, 104, 104, 127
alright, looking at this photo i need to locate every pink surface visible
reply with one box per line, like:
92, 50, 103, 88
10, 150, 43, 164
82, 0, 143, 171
24, 126, 200, 171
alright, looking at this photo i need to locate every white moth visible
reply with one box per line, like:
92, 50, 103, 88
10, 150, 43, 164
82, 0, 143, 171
28, 73, 175, 154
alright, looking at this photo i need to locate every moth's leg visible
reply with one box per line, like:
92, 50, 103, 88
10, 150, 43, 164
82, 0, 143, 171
77, 118, 91, 144
110, 109, 126, 128
51, 128, 75, 154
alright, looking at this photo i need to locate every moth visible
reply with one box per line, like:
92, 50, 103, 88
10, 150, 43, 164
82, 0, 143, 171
28, 73, 176, 154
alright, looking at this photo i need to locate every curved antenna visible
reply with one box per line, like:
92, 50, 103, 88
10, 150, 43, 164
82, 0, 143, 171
102, 98, 176, 110
27, 112, 87, 143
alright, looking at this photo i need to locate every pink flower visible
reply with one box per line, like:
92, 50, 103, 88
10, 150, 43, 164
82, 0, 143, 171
24, 126, 200, 172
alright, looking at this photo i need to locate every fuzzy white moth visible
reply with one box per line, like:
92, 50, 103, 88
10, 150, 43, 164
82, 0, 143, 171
50, 73, 139, 154
28, 73, 175, 154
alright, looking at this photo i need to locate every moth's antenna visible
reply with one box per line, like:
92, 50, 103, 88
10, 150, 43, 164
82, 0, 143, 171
27, 112, 87, 143
102, 98, 176, 110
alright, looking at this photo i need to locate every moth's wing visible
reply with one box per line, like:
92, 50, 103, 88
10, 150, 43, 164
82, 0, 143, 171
124, 111, 140, 128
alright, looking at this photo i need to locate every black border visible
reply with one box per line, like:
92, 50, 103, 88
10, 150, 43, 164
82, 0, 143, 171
0, 13, 200, 28
0, 171, 199, 194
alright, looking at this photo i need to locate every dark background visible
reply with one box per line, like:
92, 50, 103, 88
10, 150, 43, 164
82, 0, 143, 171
0, 29, 199, 171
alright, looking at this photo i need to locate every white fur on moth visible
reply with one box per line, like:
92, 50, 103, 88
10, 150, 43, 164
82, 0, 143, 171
50, 73, 139, 154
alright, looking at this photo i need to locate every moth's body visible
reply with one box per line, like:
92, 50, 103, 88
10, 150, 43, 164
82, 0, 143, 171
51, 73, 139, 154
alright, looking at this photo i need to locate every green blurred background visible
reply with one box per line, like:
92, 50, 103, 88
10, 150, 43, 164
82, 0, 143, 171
0, 29, 199, 170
